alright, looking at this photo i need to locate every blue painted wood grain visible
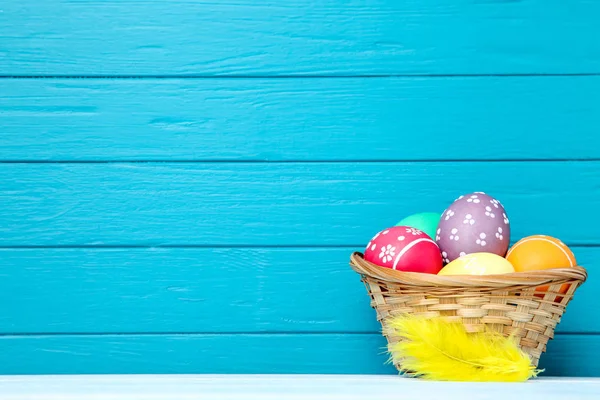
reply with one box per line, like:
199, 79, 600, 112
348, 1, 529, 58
2, 1, 600, 76
0, 333, 596, 376
0, 247, 595, 334
0, 162, 598, 246
0, 247, 374, 334
0, 77, 598, 161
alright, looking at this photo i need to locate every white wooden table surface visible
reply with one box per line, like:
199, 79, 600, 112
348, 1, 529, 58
1, 375, 599, 400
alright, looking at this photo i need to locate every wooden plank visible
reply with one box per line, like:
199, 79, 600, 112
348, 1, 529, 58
0, 247, 374, 334
0, 77, 598, 161
0, 247, 595, 334
0, 333, 597, 376
2, 1, 600, 76
1, 375, 599, 400
0, 162, 599, 246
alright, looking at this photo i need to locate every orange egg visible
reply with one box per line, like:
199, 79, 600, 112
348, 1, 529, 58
506, 235, 576, 297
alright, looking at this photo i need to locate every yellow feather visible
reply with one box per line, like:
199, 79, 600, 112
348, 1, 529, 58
385, 314, 542, 382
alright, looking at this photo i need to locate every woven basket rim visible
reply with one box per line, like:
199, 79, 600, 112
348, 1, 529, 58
350, 252, 587, 288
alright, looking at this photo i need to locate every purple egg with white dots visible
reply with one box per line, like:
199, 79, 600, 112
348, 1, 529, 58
436, 192, 510, 264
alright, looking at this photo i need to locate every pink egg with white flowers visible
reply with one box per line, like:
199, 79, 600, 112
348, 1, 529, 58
364, 226, 443, 274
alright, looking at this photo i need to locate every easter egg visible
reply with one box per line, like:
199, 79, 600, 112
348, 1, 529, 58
438, 252, 515, 276
396, 212, 440, 240
506, 235, 576, 296
364, 226, 443, 274
436, 192, 510, 264
506, 235, 576, 272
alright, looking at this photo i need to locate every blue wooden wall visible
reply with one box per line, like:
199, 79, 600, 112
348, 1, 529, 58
1, 0, 599, 376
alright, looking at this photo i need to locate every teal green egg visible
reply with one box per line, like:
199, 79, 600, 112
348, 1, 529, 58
395, 212, 441, 239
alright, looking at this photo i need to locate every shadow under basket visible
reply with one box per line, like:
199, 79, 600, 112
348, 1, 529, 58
349, 252, 587, 369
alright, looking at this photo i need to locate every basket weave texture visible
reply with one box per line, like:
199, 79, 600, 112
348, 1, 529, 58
349, 252, 587, 369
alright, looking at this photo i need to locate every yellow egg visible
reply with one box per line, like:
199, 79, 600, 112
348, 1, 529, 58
438, 252, 515, 276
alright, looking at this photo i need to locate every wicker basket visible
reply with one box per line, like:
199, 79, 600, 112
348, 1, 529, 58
349, 252, 587, 369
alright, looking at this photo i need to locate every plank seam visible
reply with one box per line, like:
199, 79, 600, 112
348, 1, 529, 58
1, 159, 600, 164
2, 73, 600, 79
0, 244, 597, 249
0, 332, 595, 338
